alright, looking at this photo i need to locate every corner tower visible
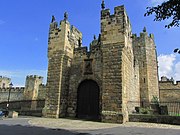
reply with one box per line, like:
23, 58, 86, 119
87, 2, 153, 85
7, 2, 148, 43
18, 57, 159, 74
132, 28, 159, 105
24, 75, 43, 100
43, 13, 82, 118
101, 3, 135, 123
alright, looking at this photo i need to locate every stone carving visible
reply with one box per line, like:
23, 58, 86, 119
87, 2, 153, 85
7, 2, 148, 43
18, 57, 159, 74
84, 59, 93, 74
101, 0, 105, 10
51, 15, 55, 23
64, 12, 68, 21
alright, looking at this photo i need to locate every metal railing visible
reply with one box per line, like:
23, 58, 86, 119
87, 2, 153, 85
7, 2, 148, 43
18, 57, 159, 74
159, 102, 180, 116
128, 101, 180, 116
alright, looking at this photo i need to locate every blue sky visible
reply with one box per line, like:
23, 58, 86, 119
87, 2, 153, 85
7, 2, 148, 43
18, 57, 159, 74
0, 0, 180, 86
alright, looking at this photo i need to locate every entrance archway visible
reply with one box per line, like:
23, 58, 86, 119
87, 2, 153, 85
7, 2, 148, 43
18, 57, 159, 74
77, 80, 100, 120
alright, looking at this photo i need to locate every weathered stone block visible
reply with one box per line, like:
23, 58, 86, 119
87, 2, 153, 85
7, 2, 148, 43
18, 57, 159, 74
8, 111, 18, 118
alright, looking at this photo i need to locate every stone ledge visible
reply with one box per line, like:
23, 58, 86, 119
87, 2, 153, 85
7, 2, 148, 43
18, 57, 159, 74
129, 114, 180, 125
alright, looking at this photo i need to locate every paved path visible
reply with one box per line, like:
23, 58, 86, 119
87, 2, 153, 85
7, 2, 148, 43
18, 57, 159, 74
0, 117, 180, 135
0, 117, 77, 135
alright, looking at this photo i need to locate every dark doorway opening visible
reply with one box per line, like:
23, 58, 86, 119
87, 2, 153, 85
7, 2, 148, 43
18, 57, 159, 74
77, 80, 100, 120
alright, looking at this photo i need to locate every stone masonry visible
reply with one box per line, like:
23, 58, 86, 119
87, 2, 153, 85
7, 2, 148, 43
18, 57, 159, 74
0, 75, 45, 104
42, 2, 159, 123
159, 76, 180, 102
0, 2, 179, 123
132, 28, 159, 105
0, 76, 11, 88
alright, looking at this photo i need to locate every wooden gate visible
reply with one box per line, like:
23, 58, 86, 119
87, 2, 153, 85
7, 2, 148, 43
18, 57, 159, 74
77, 80, 100, 120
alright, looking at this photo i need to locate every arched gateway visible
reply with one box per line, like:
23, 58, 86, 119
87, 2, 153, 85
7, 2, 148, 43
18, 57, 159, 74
77, 80, 100, 120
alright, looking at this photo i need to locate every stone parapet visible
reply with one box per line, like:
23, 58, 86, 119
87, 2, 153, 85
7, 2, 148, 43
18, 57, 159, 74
0, 87, 25, 92
159, 79, 180, 102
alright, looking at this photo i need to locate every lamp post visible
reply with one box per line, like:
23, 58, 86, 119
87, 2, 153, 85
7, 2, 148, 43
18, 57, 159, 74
7, 82, 13, 110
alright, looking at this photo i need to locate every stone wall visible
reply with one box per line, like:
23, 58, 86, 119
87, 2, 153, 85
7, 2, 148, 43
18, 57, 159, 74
159, 77, 180, 102
67, 44, 102, 117
129, 114, 180, 125
0, 75, 45, 103
0, 100, 45, 117
38, 84, 46, 100
0, 75, 46, 113
0, 87, 24, 103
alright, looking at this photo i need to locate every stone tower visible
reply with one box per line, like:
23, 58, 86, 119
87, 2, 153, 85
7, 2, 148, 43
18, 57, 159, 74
0, 76, 11, 88
132, 28, 159, 105
101, 5, 135, 123
24, 75, 43, 100
23, 75, 43, 110
43, 2, 159, 123
43, 13, 82, 118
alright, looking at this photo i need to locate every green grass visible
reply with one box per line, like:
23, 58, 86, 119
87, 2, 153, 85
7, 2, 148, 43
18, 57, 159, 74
169, 112, 180, 116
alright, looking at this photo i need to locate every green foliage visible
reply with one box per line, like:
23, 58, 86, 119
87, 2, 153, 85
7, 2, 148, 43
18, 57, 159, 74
139, 107, 151, 114
151, 96, 159, 104
144, 0, 180, 28
170, 112, 180, 116
174, 48, 180, 54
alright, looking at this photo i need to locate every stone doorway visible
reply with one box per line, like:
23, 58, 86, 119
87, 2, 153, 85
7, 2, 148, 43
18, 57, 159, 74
77, 80, 100, 120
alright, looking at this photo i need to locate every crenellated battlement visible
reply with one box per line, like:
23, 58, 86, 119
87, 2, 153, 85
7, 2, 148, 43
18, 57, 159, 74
132, 27, 154, 41
101, 5, 126, 20
101, 5, 132, 46
101, 9, 110, 19
159, 77, 180, 102
160, 80, 180, 85
132, 33, 154, 40
26, 75, 43, 79
0, 76, 11, 80
48, 14, 83, 59
74, 46, 88, 56
74, 42, 102, 57
159, 80, 180, 87
159, 76, 180, 90
0, 87, 25, 92
101, 5, 130, 29
91, 44, 101, 54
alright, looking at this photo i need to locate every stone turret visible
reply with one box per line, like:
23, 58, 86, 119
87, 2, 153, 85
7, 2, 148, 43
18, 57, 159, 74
0, 76, 11, 88
132, 27, 159, 105
101, 5, 132, 46
24, 75, 43, 100
101, 4, 135, 123
43, 13, 83, 118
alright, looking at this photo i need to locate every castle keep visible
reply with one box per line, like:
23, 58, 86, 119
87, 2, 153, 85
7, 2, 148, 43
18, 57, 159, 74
42, 3, 159, 123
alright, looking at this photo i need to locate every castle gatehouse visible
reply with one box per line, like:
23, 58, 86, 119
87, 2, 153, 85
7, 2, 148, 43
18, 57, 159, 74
42, 1, 159, 123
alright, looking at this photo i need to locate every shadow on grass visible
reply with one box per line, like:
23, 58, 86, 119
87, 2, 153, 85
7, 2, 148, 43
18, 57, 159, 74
0, 124, 91, 135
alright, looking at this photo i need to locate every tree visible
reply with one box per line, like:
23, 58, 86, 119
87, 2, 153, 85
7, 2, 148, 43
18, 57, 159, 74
174, 48, 180, 54
144, 0, 180, 28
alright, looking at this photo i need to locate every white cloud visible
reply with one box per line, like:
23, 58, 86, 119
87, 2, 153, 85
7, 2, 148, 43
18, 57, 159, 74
0, 70, 47, 86
150, 0, 168, 6
158, 53, 180, 81
0, 20, 5, 25
174, 62, 180, 80
158, 54, 175, 78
